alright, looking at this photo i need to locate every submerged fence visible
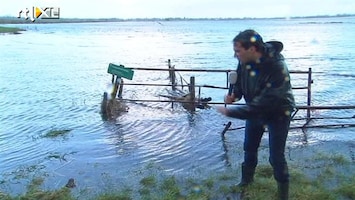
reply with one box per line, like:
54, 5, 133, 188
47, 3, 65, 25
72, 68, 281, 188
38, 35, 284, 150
107, 60, 355, 129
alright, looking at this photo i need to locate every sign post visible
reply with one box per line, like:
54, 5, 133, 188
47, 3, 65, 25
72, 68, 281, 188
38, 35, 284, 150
107, 63, 134, 99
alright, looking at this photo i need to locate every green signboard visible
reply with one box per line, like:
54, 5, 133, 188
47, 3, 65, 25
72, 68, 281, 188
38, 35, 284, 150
107, 63, 134, 80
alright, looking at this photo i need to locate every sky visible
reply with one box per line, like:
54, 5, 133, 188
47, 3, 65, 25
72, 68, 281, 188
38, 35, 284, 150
1, 0, 354, 19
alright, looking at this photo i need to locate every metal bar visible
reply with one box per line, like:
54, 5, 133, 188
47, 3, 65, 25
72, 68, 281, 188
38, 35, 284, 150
122, 99, 190, 103
201, 85, 227, 89
198, 86, 201, 100
129, 67, 232, 72
293, 116, 355, 120
128, 67, 309, 74
226, 71, 229, 91
180, 76, 184, 90
289, 123, 355, 129
296, 105, 355, 109
122, 82, 306, 90
121, 83, 228, 89
229, 123, 355, 131
292, 87, 309, 90
221, 121, 232, 137
289, 70, 311, 74
121, 98, 239, 104
121, 98, 355, 109
307, 68, 312, 120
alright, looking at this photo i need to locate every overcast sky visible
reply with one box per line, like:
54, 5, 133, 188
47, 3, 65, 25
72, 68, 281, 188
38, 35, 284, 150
1, 0, 354, 19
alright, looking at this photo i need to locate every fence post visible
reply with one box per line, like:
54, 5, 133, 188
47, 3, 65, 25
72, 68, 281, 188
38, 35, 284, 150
111, 76, 120, 100
118, 79, 124, 99
168, 59, 176, 90
225, 72, 229, 107
189, 76, 196, 112
307, 68, 312, 121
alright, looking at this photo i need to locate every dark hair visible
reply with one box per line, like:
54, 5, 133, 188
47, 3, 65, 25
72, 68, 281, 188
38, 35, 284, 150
232, 29, 265, 52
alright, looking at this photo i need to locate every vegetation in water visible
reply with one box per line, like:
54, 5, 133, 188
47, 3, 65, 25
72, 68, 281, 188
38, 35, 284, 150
0, 26, 25, 34
43, 129, 71, 138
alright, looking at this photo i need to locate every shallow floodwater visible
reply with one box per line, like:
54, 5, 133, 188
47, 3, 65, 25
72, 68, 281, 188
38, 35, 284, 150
0, 17, 355, 196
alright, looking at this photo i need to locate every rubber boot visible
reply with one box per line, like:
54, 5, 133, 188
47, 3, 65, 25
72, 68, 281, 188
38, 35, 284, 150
277, 182, 289, 200
237, 163, 255, 187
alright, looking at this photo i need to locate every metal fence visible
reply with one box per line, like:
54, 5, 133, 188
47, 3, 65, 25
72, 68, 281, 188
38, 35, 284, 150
108, 60, 355, 129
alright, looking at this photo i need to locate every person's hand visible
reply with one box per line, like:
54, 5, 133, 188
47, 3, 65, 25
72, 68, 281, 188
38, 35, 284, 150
224, 93, 236, 104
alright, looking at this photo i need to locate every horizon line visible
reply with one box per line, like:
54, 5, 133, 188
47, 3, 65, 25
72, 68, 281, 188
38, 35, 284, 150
1, 13, 355, 20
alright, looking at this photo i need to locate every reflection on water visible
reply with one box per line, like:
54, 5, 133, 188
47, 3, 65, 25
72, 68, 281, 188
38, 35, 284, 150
1, 17, 355, 195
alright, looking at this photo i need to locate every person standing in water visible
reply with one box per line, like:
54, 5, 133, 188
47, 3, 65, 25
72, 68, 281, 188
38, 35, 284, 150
217, 29, 295, 200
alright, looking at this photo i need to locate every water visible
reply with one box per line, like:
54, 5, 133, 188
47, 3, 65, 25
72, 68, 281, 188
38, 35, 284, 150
1, 17, 355, 196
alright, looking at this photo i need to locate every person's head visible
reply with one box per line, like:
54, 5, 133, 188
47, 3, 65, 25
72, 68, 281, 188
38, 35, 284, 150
232, 29, 265, 64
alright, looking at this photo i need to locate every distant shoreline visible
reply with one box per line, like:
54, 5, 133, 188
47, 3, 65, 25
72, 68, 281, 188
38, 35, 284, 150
1, 14, 353, 34
0, 14, 354, 24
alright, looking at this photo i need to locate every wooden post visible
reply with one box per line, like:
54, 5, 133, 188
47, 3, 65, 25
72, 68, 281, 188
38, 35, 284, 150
118, 79, 124, 99
168, 60, 174, 109
168, 59, 176, 90
111, 76, 120, 100
225, 72, 229, 107
307, 68, 312, 121
168, 59, 172, 80
100, 92, 109, 120
189, 76, 196, 112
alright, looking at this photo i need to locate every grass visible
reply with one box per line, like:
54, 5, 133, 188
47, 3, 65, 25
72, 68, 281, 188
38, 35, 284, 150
1, 151, 354, 199
336, 183, 355, 199
0, 26, 25, 34
0, 178, 74, 200
3, 165, 355, 200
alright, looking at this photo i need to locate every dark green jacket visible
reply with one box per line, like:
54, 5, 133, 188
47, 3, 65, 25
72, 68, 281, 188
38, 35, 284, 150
227, 41, 295, 119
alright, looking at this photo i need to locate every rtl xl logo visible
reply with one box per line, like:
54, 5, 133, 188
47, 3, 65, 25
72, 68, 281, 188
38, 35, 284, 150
18, 7, 60, 22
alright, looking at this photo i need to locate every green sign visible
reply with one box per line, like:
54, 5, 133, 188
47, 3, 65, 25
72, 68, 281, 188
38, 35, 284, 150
107, 63, 134, 80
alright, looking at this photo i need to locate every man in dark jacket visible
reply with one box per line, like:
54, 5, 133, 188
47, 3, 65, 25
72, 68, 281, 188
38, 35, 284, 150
217, 29, 295, 200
